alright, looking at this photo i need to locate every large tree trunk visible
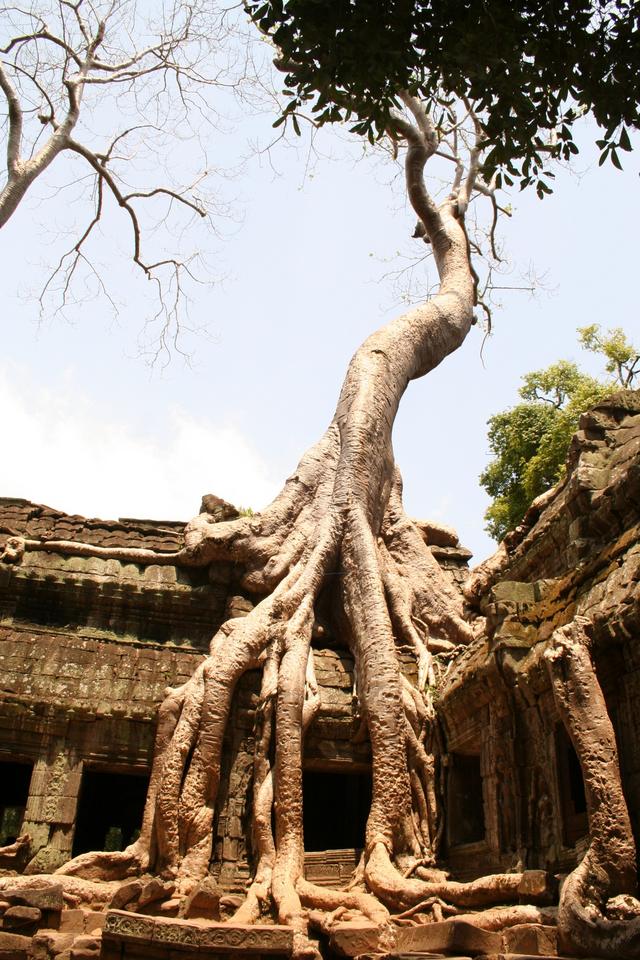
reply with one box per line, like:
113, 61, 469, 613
56, 191, 530, 956
0, 112, 600, 956
546, 619, 640, 958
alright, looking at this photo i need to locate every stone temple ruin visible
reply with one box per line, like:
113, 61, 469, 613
0, 391, 639, 959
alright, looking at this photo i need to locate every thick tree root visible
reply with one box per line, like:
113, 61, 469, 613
10, 185, 574, 954
546, 618, 640, 958
47, 437, 535, 953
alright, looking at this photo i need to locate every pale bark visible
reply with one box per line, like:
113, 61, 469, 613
0, 102, 556, 955
546, 618, 640, 958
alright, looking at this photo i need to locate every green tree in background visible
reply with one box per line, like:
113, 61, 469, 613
481, 326, 639, 541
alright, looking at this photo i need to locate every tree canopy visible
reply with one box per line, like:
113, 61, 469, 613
247, 0, 640, 195
481, 326, 639, 541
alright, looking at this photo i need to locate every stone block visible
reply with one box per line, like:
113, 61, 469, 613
82, 913, 106, 936
29, 930, 75, 960
181, 878, 220, 920
58, 912, 85, 934
69, 936, 100, 956
502, 923, 558, 955
108, 882, 142, 911
0, 931, 30, 960
102, 911, 293, 956
2, 884, 63, 913
1, 906, 41, 935
329, 921, 382, 957
396, 918, 502, 955
517, 870, 553, 902
197, 922, 293, 954
152, 919, 199, 949
103, 911, 155, 943
138, 881, 174, 910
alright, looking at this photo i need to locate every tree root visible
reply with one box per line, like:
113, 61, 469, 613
7, 188, 576, 953
546, 618, 640, 958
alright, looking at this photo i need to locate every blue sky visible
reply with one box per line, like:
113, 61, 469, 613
1, 64, 638, 564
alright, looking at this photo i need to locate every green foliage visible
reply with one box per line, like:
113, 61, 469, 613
479, 321, 640, 543
481, 401, 561, 541
578, 324, 640, 387
246, 0, 639, 192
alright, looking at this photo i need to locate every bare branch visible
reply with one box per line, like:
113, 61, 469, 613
0, 59, 23, 174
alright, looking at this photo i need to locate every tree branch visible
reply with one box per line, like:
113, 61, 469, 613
0, 60, 23, 175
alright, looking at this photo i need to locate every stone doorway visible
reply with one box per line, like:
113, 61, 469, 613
302, 769, 371, 852
72, 767, 149, 856
0, 759, 33, 845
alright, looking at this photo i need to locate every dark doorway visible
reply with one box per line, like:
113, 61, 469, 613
448, 753, 485, 846
0, 760, 33, 845
556, 725, 588, 846
303, 770, 371, 851
72, 768, 149, 857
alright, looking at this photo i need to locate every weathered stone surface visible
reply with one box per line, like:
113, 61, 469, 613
396, 919, 502, 955
69, 934, 101, 960
138, 880, 173, 910
1, 886, 62, 914
501, 922, 558, 955
0, 931, 31, 960
103, 911, 293, 955
103, 913, 155, 942
329, 920, 382, 956
58, 912, 85, 935
1, 906, 41, 934
29, 930, 75, 960
180, 879, 220, 920
516, 871, 551, 901
108, 883, 142, 912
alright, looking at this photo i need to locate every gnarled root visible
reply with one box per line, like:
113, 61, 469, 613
51, 440, 539, 949
545, 618, 640, 958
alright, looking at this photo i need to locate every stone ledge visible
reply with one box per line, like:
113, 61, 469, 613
102, 911, 293, 955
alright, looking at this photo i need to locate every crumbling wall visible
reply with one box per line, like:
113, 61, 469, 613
438, 391, 640, 883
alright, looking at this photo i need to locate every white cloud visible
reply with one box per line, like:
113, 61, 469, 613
1, 366, 280, 522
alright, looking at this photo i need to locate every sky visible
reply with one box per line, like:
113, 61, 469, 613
1, 26, 639, 565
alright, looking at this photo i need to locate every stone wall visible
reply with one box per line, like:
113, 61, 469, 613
0, 494, 468, 887
2, 394, 636, 899
437, 391, 640, 883
0, 502, 223, 873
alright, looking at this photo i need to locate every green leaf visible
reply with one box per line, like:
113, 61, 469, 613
619, 126, 632, 151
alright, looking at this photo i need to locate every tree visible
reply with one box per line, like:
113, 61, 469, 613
0, 0, 248, 357
3, 2, 640, 958
579, 323, 640, 388
481, 326, 639, 541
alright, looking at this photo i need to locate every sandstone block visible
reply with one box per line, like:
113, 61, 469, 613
29, 931, 75, 960
108, 882, 142, 911
138, 880, 174, 909
0, 931, 31, 960
396, 918, 502, 955
181, 878, 220, 920
58, 913, 84, 935
502, 922, 558, 955
517, 870, 553, 901
103, 911, 155, 942
69, 935, 101, 960
2, 886, 63, 914
82, 913, 105, 936
2, 907, 42, 934
329, 920, 382, 956
196, 922, 293, 954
